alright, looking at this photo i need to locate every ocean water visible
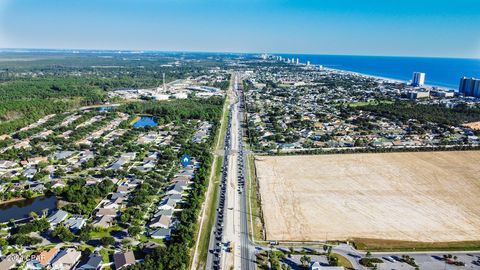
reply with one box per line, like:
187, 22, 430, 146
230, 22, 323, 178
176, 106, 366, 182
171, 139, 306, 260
279, 54, 480, 89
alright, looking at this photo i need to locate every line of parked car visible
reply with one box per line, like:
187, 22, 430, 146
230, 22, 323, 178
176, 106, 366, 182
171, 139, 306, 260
211, 104, 234, 270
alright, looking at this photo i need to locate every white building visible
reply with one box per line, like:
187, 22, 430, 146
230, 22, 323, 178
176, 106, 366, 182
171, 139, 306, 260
411, 72, 426, 86
459, 77, 480, 97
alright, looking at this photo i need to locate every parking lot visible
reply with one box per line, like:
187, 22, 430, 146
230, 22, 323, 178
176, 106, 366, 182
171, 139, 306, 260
374, 253, 480, 270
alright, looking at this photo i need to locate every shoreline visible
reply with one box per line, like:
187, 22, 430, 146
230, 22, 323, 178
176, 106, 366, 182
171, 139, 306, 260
0, 197, 28, 205
322, 66, 453, 91
276, 53, 470, 90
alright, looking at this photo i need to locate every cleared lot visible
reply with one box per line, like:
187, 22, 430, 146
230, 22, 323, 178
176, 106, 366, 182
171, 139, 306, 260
255, 151, 480, 242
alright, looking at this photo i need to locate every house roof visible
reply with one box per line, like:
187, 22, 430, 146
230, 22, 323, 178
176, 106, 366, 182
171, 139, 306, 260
162, 197, 177, 207
96, 208, 117, 216
154, 209, 174, 217
50, 248, 81, 268
149, 215, 171, 228
0, 258, 16, 270
168, 184, 184, 193
92, 215, 114, 228
114, 251, 135, 270
168, 193, 183, 200
151, 228, 171, 238
77, 253, 103, 270
54, 151, 75, 160
63, 217, 86, 232
111, 192, 127, 200
47, 210, 68, 225
38, 247, 59, 266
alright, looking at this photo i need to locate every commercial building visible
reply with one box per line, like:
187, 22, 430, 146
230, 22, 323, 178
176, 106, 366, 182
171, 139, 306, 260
459, 77, 480, 97
407, 90, 430, 99
411, 72, 426, 86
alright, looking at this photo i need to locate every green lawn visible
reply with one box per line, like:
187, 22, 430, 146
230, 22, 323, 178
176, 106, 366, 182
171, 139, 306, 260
353, 238, 480, 252
347, 100, 393, 107
89, 226, 122, 239
330, 253, 354, 269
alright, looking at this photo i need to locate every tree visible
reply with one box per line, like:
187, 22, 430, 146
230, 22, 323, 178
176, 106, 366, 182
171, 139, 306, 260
41, 208, 49, 218
128, 226, 141, 237
78, 227, 92, 243
29, 211, 38, 220
101, 236, 115, 247
0, 238, 8, 251
328, 256, 339, 266
366, 251, 372, 258
51, 225, 75, 242
300, 255, 311, 267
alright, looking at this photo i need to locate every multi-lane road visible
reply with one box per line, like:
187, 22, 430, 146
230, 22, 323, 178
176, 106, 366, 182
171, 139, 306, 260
204, 74, 480, 270
206, 74, 256, 270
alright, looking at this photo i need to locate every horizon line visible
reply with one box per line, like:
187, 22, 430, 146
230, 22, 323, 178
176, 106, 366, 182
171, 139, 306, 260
0, 47, 479, 60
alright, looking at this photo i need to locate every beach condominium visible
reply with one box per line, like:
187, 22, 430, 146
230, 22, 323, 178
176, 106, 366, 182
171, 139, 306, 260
411, 72, 426, 86
459, 77, 480, 97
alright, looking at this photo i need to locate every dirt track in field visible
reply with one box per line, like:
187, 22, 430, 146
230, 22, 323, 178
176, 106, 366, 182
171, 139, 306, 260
255, 151, 480, 242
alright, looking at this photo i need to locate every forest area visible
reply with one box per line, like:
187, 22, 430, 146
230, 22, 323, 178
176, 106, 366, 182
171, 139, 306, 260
356, 101, 480, 126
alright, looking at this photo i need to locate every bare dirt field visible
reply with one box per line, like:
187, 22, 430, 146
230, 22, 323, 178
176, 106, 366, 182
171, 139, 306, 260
464, 121, 480, 130
255, 151, 480, 242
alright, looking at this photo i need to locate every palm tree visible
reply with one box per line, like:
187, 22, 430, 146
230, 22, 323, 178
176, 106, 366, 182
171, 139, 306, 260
42, 208, 49, 218
29, 211, 38, 220
300, 255, 311, 267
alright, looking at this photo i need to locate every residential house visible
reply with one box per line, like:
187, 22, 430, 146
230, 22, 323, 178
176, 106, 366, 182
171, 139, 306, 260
158, 198, 176, 210
110, 193, 126, 200
113, 251, 136, 270
63, 216, 86, 233
166, 184, 184, 196
27, 247, 59, 269
92, 215, 114, 228
51, 180, 66, 189
149, 215, 171, 229
150, 228, 171, 240
95, 208, 117, 217
50, 248, 81, 270
0, 160, 16, 169
23, 167, 38, 179
166, 194, 183, 203
54, 151, 75, 160
0, 256, 17, 270
76, 252, 102, 270
30, 183, 45, 193
47, 210, 69, 226
153, 209, 174, 218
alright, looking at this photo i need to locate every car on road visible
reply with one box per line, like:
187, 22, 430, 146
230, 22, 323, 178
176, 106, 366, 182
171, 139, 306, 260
383, 256, 395, 262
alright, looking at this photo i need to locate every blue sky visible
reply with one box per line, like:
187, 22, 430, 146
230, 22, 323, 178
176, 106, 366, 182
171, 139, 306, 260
0, 0, 479, 58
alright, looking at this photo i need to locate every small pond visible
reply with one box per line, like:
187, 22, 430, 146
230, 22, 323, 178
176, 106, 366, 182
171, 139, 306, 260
0, 196, 58, 223
133, 116, 158, 128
